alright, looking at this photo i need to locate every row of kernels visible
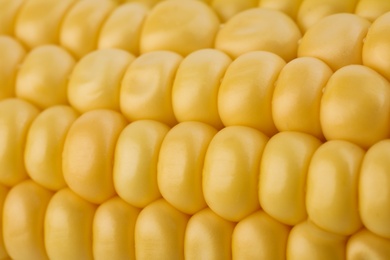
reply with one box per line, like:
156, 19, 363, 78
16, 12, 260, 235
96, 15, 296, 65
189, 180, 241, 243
3, 6, 390, 100
2, 182, 390, 259
1, 0, 390, 62
2, 0, 390, 45
2, 98, 390, 240
262, 133, 390, 239
3, 40, 390, 148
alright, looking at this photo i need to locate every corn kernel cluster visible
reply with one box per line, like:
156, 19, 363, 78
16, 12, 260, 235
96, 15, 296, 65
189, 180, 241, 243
1, 0, 390, 259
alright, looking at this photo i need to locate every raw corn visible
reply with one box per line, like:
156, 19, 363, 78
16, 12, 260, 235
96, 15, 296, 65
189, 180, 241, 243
0, 0, 390, 259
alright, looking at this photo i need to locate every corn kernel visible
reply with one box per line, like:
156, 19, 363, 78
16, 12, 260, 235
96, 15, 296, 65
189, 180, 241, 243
45, 188, 97, 260
211, 0, 257, 22
63, 109, 127, 204
93, 196, 140, 260
298, 13, 371, 71
272, 57, 332, 139
14, 0, 77, 48
0, 36, 26, 100
321, 65, 390, 149
120, 51, 181, 126
347, 229, 390, 259
135, 199, 189, 259
172, 49, 231, 129
362, 11, 390, 82
355, 0, 390, 22
158, 121, 217, 214
113, 120, 169, 208
259, 131, 322, 226
140, 0, 220, 56
215, 8, 302, 61
59, 0, 117, 59
0, 0, 25, 35
25, 105, 78, 191
203, 126, 268, 222
360, 139, 390, 239
218, 51, 285, 136
287, 220, 347, 260
297, 0, 358, 32
0, 98, 39, 187
68, 49, 135, 113
307, 140, 364, 235
98, 3, 149, 55
185, 208, 234, 259
258, 0, 303, 19
232, 210, 290, 259
3, 180, 53, 259
16, 45, 76, 109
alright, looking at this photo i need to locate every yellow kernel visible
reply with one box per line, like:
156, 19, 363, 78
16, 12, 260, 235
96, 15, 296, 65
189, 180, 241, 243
0, 36, 26, 100
203, 126, 268, 222
60, 0, 117, 59
63, 109, 127, 204
185, 208, 235, 259
120, 51, 182, 126
355, 0, 390, 22
287, 220, 347, 260
68, 49, 135, 113
215, 8, 302, 61
297, 0, 358, 32
347, 229, 390, 259
3, 180, 53, 260
25, 105, 79, 191
232, 211, 290, 259
363, 11, 390, 82
140, 0, 220, 56
98, 3, 149, 55
14, 0, 77, 48
360, 139, 390, 239
321, 65, 390, 149
272, 57, 332, 139
298, 13, 371, 71
113, 120, 169, 208
45, 188, 97, 260
211, 0, 258, 22
259, 131, 322, 226
172, 49, 231, 129
307, 140, 364, 235
218, 51, 285, 136
135, 199, 189, 260
93, 197, 140, 260
0, 98, 39, 187
16, 45, 76, 109
258, 0, 303, 19
158, 122, 217, 215
0, 0, 25, 35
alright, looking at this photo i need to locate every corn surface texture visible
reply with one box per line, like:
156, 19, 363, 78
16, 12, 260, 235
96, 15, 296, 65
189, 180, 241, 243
1, 0, 390, 259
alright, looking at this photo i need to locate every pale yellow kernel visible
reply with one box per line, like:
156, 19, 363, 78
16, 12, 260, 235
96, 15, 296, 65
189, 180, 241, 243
114, 120, 169, 208
215, 8, 302, 61
172, 49, 231, 129
63, 110, 127, 204
185, 208, 235, 260
16, 45, 76, 109
307, 140, 364, 235
298, 13, 370, 71
140, 0, 220, 56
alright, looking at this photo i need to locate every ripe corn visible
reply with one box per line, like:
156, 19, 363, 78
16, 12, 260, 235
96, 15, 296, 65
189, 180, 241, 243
0, 0, 390, 259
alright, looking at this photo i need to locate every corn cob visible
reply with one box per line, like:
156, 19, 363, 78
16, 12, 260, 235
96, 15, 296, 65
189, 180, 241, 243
0, 0, 390, 259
